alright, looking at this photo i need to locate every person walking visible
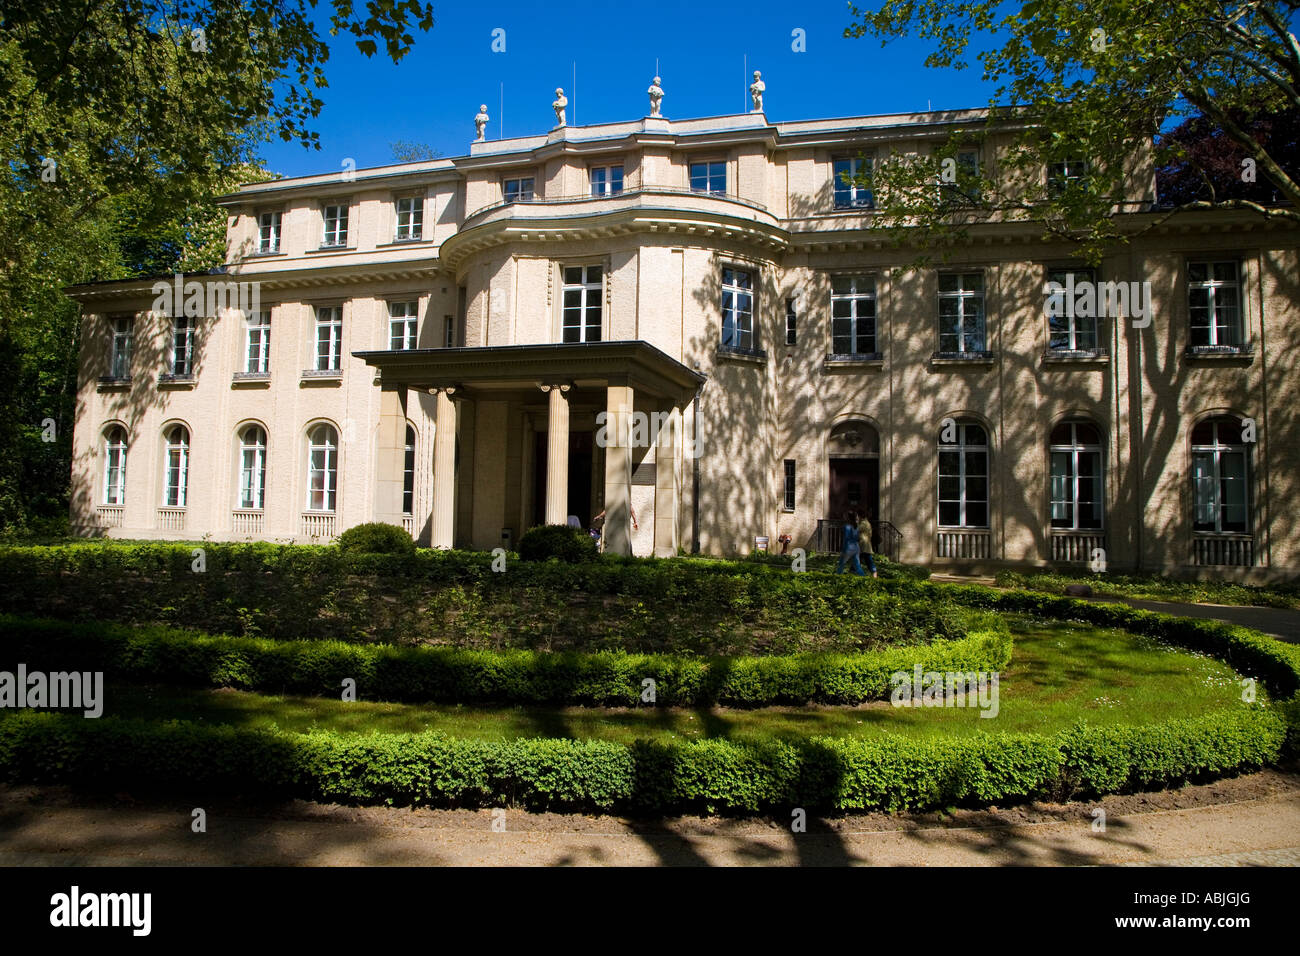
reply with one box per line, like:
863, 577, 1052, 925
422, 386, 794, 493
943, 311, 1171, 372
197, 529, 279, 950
834, 509, 866, 576
857, 513, 879, 578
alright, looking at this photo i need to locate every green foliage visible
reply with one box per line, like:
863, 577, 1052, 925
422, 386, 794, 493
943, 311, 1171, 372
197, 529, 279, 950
517, 525, 598, 563
0, 615, 1012, 708
994, 569, 1300, 610
0, 543, 965, 654
843, 0, 1300, 262
0, 706, 1284, 814
336, 522, 417, 556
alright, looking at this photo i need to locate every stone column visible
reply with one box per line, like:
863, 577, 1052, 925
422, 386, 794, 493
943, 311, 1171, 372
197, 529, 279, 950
543, 384, 570, 525
431, 388, 458, 549
372, 387, 408, 529
653, 404, 680, 557
603, 383, 635, 556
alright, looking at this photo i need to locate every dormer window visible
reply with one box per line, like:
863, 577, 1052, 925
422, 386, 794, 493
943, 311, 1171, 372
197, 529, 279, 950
689, 161, 726, 196
591, 165, 624, 197
504, 177, 535, 202
1047, 158, 1089, 196
833, 156, 874, 209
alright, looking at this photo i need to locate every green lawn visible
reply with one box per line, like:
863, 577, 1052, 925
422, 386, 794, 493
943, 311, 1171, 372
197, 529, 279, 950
82, 615, 1253, 742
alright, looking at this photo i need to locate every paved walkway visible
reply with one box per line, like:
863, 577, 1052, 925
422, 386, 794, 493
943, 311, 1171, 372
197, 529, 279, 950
1, 785, 1297, 866
1112, 598, 1300, 644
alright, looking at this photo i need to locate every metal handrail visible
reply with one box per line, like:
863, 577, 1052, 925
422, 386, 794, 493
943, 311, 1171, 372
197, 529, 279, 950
465, 184, 772, 222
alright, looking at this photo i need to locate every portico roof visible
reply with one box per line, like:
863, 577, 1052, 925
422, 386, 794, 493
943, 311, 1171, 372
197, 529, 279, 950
354, 339, 706, 403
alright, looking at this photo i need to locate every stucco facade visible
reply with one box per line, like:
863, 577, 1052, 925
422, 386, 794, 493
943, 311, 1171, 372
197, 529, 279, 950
66, 107, 1300, 578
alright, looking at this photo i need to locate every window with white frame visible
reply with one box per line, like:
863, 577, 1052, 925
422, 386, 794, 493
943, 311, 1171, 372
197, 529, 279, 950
1046, 268, 1098, 351
170, 315, 195, 376
938, 273, 986, 354
833, 156, 874, 209
689, 161, 726, 196
721, 267, 754, 350
1191, 417, 1250, 534
315, 306, 342, 371
561, 265, 603, 343
389, 300, 418, 350
1047, 158, 1089, 196
238, 425, 267, 510
1049, 421, 1104, 530
245, 310, 271, 374
322, 203, 349, 247
403, 424, 416, 516
394, 196, 423, 241
831, 276, 878, 355
940, 149, 981, 205
109, 317, 133, 379
591, 165, 624, 197
306, 423, 338, 512
162, 424, 190, 508
103, 426, 128, 505
257, 211, 281, 253
1188, 261, 1242, 348
504, 177, 535, 202
938, 421, 989, 528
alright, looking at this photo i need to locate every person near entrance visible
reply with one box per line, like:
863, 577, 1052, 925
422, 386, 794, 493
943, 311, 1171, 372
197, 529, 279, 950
590, 506, 638, 552
857, 513, 879, 578
834, 510, 867, 576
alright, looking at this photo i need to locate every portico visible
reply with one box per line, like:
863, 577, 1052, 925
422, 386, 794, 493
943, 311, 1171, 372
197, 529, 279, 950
356, 340, 705, 556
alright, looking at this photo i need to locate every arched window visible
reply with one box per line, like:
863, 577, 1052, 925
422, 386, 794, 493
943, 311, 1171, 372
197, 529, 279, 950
402, 425, 416, 516
306, 424, 338, 512
162, 425, 190, 507
1049, 421, 1104, 530
238, 425, 267, 510
1191, 416, 1250, 533
938, 420, 988, 528
103, 426, 128, 505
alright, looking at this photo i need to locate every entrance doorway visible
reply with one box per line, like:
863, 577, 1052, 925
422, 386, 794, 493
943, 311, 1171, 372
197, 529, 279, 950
533, 430, 594, 528
829, 457, 880, 551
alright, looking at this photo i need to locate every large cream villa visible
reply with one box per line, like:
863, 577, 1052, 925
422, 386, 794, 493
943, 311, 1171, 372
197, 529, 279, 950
66, 89, 1300, 578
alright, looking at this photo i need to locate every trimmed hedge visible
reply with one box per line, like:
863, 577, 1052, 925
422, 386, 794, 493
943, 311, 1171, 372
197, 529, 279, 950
0, 614, 1013, 707
517, 524, 598, 562
337, 522, 417, 555
0, 706, 1284, 814
0, 542, 963, 654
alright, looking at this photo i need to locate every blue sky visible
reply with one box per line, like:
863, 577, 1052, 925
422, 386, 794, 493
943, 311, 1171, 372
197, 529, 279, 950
259, 0, 1004, 178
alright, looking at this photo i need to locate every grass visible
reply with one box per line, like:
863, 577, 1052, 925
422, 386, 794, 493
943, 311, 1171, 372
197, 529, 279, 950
73, 615, 1253, 743
995, 570, 1300, 609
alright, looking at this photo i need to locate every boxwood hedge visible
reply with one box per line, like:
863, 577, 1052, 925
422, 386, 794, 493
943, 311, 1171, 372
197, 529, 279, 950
0, 614, 1012, 707
0, 706, 1284, 814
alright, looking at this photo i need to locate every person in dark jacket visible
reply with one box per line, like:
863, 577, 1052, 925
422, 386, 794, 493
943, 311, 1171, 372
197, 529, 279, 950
834, 510, 866, 576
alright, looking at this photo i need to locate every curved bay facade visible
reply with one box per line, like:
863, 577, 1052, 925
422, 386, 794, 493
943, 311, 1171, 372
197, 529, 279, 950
67, 108, 1300, 578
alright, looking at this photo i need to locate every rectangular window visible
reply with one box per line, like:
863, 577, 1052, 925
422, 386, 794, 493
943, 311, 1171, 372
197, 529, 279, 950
394, 197, 423, 241
109, 317, 133, 379
315, 306, 343, 371
257, 211, 281, 253
940, 149, 981, 205
937, 273, 986, 354
591, 165, 624, 197
831, 276, 878, 355
561, 265, 603, 343
721, 267, 754, 350
785, 298, 797, 346
938, 424, 989, 528
1188, 261, 1242, 347
389, 300, 418, 350
504, 177, 535, 202
1046, 269, 1098, 351
833, 156, 874, 209
171, 316, 195, 376
1047, 158, 1089, 196
322, 203, 349, 247
245, 311, 271, 374
783, 460, 797, 511
689, 161, 726, 196
443, 315, 455, 348
403, 433, 415, 515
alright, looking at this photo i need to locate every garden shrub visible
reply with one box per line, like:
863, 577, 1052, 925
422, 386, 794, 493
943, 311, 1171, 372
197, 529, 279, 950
517, 524, 598, 563
0, 614, 1011, 708
336, 522, 417, 555
0, 707, 1284, 814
